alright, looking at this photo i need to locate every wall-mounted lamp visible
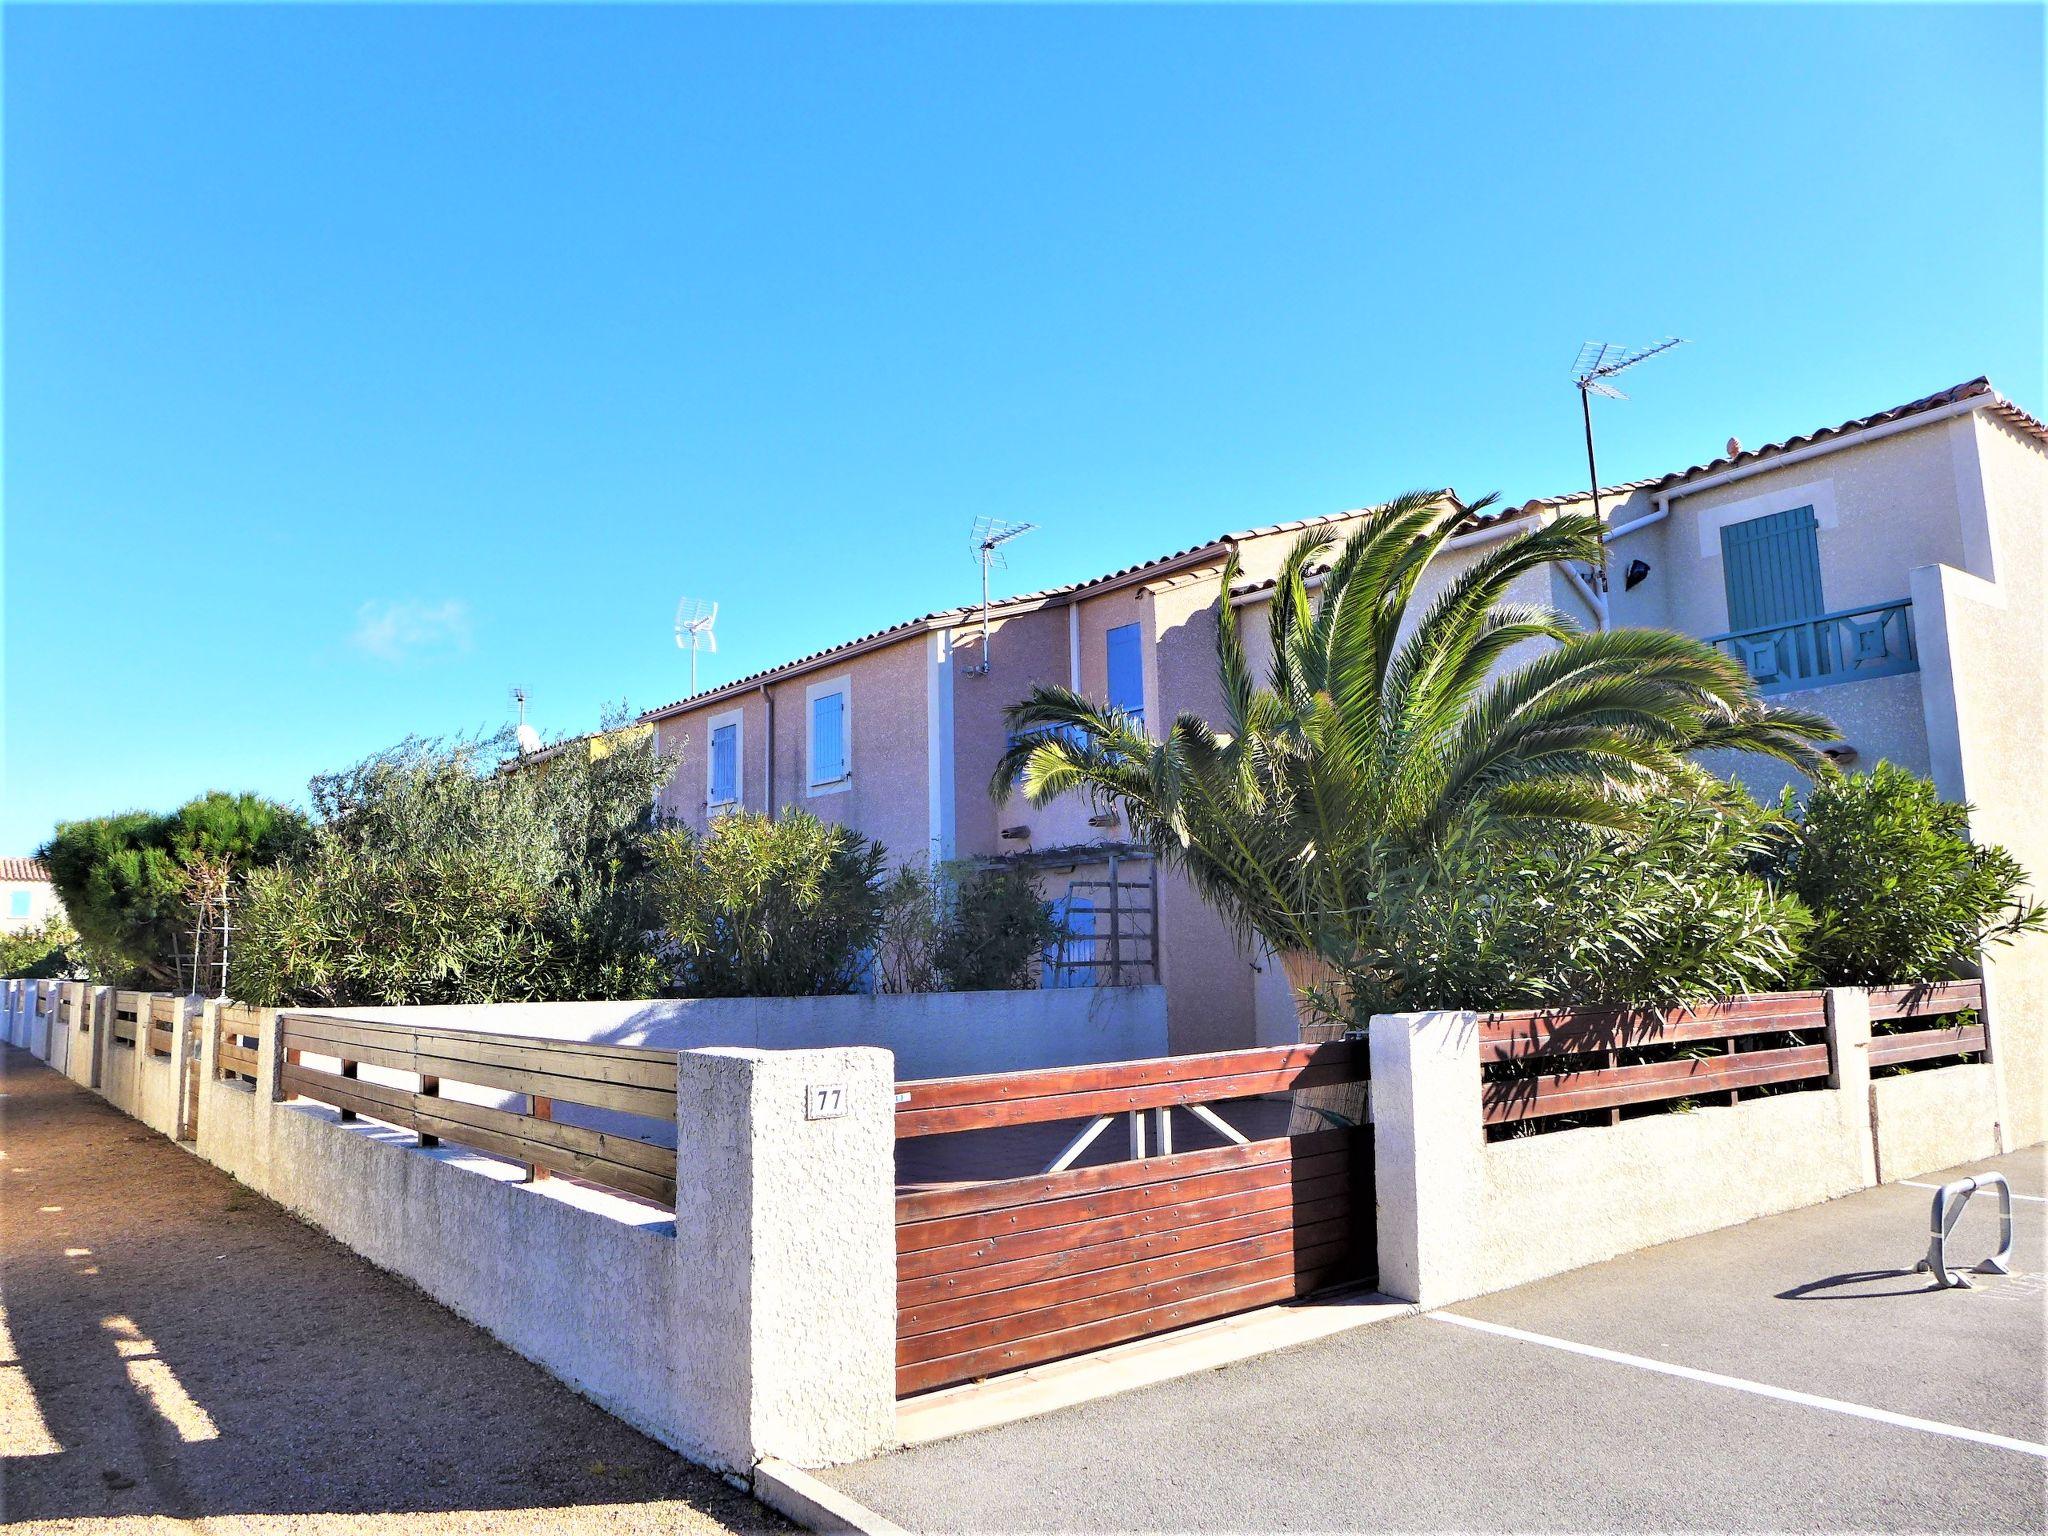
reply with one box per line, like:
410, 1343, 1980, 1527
1000, 825, 1031, 841
1623, 558, 1652, 591
1821, 744, 1860, 765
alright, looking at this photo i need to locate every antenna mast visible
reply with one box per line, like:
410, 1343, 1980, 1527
510, 686, 542, 755
968, 517, 1036, 675
674, 597, 719, 694
1571, 337, 1686, 586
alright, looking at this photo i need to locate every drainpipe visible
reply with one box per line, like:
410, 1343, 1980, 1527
757, 681, 776, 820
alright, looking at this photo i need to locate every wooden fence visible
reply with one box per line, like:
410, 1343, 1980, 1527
276, 1014, 680, 1205
1868, 979, 1986, 1071
891, 1041, 1372, 1396
215, 1004, 265, 1084
1479, 991, 1833, 1134
147, 995, 179, 1059
112, 990, 145, 1049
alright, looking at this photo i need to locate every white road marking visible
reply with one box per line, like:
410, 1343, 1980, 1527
1900, 1178, 2046, 1203
1431, 1311, 2047, 1458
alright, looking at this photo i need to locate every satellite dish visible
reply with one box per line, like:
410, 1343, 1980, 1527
674, 596, 719, 692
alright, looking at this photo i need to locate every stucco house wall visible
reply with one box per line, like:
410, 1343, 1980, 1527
0, 870, 63, 934
653, 634, 935, 869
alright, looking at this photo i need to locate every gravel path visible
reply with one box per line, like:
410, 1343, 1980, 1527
0, 1044, 788, 1535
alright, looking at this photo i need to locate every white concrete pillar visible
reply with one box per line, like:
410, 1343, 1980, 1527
1368, 1010, 1483, 1307
671, 1045, 896, 1472
1824, 987, 1879, 1186
170, 996, 200, 1140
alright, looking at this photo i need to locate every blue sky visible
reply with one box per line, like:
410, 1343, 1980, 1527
4, 3, 2042, 854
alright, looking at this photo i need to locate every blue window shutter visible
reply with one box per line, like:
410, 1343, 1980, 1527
811, 692, 846, 783
1721, 507, 1824, 630
1106, 623, 1144, 726
9, 891, 28, 919
710, 724, 737, 802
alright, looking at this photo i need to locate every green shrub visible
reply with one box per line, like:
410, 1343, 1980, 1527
1337, 779, 1813, 1016
232, 728, 669, 1007
43, 793, 310, 987
874, 863, 945, 994
1767, 763, 2045, 985
648, 810, 885, 997
934, 866, 1059, 992
0, 915, 81, 980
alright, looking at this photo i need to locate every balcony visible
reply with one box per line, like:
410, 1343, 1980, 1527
1707, 598, 1918, 696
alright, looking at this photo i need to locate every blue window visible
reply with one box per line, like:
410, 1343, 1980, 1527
709, 723, 738, 804
8, 891, 28, 920
1721, 506, 1824, 631
1106, 623, 1144, 729
809, 683, 849, 789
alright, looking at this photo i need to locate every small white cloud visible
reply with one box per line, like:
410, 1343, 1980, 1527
349, 598, 473, 664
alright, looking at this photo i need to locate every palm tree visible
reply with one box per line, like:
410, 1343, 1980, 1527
992, 492, 1838, 1023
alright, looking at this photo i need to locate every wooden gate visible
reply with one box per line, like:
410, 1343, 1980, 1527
892, 1041, 1372, 1397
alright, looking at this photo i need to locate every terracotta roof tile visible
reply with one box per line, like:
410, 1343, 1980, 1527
640, 496, 1463, 720
1, 858, 50, 883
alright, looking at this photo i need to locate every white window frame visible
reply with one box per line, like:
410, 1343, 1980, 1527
806, 675, 853, 795
705, 707, 745, 811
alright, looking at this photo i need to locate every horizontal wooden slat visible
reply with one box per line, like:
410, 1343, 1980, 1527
1868, 1025, 1986, 1068
280, 1018, 676, 1121
281, 1063, 675, 1203
895, 1042, 1364, 1134
282, 1013, 675, 1078
901, 1211, 1354, 1342
1867, 981, 1983, 1022
901, 1235, 1350, 1367
896, 1127, 1350, 1225
217, 1041, 261, 1076
898, 1144, 1350, 1255
1483, 1044, 1831, 1125
898, 1190, 1354, 1311
900, 1169, 1351, 1283
897, 1257, 1346, 1395
280, 1024, 675, 1105
1480, 993, 1826, 1059
897, 1056, 1367, 1140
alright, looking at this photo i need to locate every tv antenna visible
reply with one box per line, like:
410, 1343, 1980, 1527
968, 516, 1036, 675
510, 686, 542, 755
674, 597, 719, 693
1572, 338, 1686, 595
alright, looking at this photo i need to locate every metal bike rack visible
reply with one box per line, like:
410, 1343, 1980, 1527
1914, 1173, 2016, 1289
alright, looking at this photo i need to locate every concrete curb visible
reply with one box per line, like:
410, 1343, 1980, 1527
754, 1456, 910, 1536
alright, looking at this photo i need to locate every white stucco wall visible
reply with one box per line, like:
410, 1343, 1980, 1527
299, 983, 1168, 1083
1368, 992, 1898, 1306
184, 1009, 898, 1472
1869, 1062, 2006, 1184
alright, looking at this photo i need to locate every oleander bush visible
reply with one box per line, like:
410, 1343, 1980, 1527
647, 809, 886, 997
232, 725, 669, 1006
1765, 762, 2045, 986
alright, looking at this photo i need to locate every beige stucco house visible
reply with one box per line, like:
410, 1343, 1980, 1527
639, 507, 1449, 1056
1406, 377, 2048, 1147
641, 375, 2047, 1144
1, 858, 63, 934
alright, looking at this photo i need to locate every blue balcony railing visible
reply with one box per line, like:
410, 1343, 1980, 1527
1707, 598, 1918, 696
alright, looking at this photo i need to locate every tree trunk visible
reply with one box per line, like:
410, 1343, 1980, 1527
1279, 950, 1369, 1133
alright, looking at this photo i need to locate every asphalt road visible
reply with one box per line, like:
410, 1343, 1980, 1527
0, 1045, 786, 1535
826, 1146, 2048, 1533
